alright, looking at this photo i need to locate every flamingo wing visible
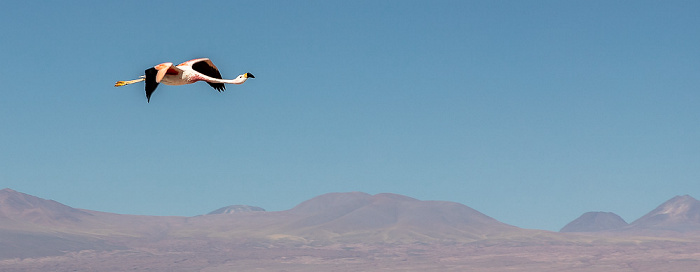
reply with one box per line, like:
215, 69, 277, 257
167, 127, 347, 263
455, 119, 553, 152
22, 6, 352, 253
144, 67, 159, 103
146, 63, 186, 102
191, 59, 225, 92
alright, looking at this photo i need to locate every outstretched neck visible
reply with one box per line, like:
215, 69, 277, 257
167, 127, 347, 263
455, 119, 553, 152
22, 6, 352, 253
221, 77, 248, 85
202, 74, 251, 85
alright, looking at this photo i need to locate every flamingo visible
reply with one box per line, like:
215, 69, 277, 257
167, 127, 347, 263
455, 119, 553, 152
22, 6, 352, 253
115, 58, 255, 102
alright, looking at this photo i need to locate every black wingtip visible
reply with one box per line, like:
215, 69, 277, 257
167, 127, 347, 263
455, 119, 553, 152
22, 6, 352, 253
144, 67, 159, 103
209, 83, 225, 92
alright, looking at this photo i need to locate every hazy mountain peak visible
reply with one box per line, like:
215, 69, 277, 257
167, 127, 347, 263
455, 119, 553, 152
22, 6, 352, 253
560, 212, 628, 232
372, 193, 418, 202
655, 195, 698, 216
281, 191, 516, 242
289, 192, 373, 215
207, 205, 265, 215
630, 195, 700, 232
0, 188, 90, 224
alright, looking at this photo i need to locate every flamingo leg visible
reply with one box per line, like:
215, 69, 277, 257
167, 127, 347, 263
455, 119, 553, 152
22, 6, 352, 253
115, 78, 145, 87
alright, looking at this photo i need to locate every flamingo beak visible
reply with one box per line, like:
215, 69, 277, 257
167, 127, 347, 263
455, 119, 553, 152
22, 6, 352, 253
245, 73, 255, 78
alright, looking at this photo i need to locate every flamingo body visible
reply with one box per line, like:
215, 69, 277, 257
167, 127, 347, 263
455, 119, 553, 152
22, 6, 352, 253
115, 58, 254, 102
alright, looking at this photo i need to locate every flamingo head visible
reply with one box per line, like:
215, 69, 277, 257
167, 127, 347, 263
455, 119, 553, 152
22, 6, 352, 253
232, 73, 255, 84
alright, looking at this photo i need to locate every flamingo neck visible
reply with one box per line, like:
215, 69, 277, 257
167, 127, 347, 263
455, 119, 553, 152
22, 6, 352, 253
200, 76, 248, 85
224, 77, 248, 84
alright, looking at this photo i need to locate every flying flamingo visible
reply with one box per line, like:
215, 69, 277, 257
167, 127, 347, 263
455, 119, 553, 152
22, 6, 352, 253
115, 58, 255, 102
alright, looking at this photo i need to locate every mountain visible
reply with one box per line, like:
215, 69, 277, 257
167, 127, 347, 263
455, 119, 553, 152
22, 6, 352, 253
560, 212, 628, 232
207, 205, 265, 214
0, 189, 122, 259
629, 195, 700, 232
0, 188, 92, 227
280, 192, 517, 242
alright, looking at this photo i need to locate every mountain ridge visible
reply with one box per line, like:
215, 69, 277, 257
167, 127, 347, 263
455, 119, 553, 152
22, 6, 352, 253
560, 195, 700, 234
560, 212, 628, 232
0, 188, 92, 226
3, 189, 700, 271
0, 189, 528, 249
276, 192, 517, 243
207, 205, 265, 214
629, 195, 700, 232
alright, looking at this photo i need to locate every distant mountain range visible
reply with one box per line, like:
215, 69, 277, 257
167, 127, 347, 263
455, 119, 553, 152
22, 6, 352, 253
2, 188, 700, 263
560, 195, 700, 233
0, 188, 523, 260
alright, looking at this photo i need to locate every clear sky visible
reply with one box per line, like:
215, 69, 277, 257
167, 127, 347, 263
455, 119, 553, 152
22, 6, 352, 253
1, 1, 698, 231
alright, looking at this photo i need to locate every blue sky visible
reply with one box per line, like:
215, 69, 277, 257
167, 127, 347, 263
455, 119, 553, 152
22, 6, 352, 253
1, 1, 699, 231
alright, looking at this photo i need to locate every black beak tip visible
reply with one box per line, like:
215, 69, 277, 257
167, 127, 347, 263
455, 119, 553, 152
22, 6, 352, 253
247, 73, 255, 78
